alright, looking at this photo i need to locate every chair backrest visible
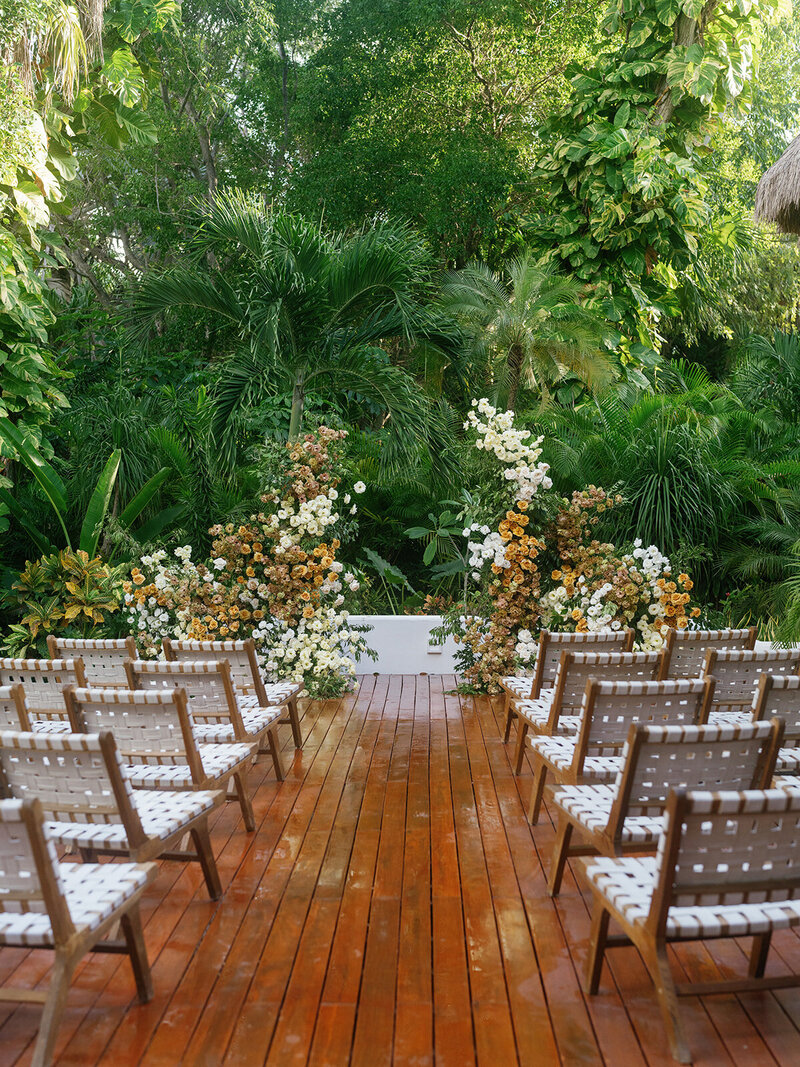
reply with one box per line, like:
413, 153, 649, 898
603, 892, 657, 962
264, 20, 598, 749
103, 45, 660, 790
753, 674, 800, 742
659, 627, 757, 680
0, 730, 145, 849
607, 719, 781, 843
125, 659, 246, 737
64, 687, 204, 781
162, 638, 266, 701
549, 651, 664, 724
47, 636, 137, 688
649, 788, 800, 932
0, 797, 74, 944
703, 648, 800, 714
0, 685, 29, 731
530, 629, 634, 698
0, 659, 87, 724
573, 678, 714, 773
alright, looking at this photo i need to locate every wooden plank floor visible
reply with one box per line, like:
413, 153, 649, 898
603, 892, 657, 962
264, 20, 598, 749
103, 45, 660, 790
3, 674, 800, 1065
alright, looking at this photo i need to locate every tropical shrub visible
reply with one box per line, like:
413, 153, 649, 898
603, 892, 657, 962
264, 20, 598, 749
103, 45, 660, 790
0, 549, 122, 657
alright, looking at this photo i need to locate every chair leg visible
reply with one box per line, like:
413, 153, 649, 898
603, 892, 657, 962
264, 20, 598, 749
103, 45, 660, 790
232, 770, 256, 831
266, 726, 284, 781
528, 762, 547, 825
749, 932, 772, 979
644, 941, 692, 1064
286, 696, 303, 748
30, 950, 76, 1067
547, 817, 574, 898
513, 721, 529, 775
189, 821, 223, 900
584, 902, 611, 995
502, 693, 516, 743
118, 905, 154, 1003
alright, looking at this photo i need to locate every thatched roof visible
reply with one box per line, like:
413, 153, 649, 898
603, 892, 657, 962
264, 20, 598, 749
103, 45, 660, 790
755, 135, 800, 234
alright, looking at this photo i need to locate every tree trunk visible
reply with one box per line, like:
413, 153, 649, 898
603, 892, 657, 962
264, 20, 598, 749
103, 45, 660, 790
184, 96, 218, 201
276, 41, 292, 173
289, 375, 305, 440
507, 343, 524, 411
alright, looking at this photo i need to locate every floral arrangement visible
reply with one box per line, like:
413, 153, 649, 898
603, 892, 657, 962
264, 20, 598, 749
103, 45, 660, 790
123, 427, 374, 697
441, 400, 701, 692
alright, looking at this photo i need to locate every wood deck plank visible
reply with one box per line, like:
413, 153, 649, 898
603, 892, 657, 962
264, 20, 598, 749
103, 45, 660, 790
2, 674, 800, 1066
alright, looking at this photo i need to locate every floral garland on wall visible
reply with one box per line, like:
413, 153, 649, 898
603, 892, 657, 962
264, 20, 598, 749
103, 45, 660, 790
447, 400, 701, 693
123, 428, 373, 697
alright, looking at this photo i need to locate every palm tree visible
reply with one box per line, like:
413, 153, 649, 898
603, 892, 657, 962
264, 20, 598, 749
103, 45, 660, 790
128, 192, 457, 470
440, 254, 613, 410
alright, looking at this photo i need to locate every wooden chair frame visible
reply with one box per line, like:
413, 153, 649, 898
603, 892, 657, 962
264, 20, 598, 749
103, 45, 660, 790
510, 649, 663, 776
0, 658, 88, 730
702, 647, 800, 718
657, 626, 757, 680
125, 658, 283, 781
0, 730, 225, 899
64, 686, 259, 832
47, 635, 137, 688
528, 677, 715, 826
0, 797, 156, 1067
545, 717, 782, 897
501, 629, 634, 744
578, 786, 800, 1063
0, 684, 31, 730
163, 637, 303, 748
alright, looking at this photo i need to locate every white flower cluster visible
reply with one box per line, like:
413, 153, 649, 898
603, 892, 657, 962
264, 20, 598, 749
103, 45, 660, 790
268, 492, 342, 550
463, 521, 509, 580
124, 546, 220, 643
622, 540, 682, 651
514, 628, 538, 664
261, 608, 370, 694
465, 398, 552, 501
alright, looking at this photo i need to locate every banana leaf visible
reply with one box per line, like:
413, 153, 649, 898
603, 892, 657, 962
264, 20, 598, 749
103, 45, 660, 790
79, 450, 122, 557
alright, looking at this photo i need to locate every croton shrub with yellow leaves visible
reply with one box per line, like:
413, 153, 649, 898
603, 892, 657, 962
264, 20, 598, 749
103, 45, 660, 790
123, 427, 373, 697
0, 549, 122, 657
448, 401, 702, 693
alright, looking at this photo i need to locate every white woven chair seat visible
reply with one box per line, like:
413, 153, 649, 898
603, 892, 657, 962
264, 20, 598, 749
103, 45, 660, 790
195, 705, 282, 743
550, 784, 665, 845
582, 855, 800, 938
237, 681, 301, 708
124, 743, 253, 789
501, 675, 536, 700
0, 861, 151, 947
528, 737, 621, 780
44, 789, 219, 850
775, 749, 800, 773
29, 719, 71, 735
516, 695, 579, 736
707, 710, 754, 727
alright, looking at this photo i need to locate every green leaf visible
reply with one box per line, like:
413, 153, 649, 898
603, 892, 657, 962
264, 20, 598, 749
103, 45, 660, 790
0, 488, 56, 555
613, 101, 631, 128
0, 421, 69, 530
422, 540, 437, 565
118, 467, 171, 528
404, 526, 430, 538
134, 504, 187, 542
79, 449, 122, 556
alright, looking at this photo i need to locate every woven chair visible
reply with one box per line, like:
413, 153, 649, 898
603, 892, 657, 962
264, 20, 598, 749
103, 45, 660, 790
64, 687, 259, 832
578, 787, 800, 1063
658, 626, 757, 680
0, 684, 29, 730
0, 730, 225, 899
47, 636, 137, 688
545, 718, 781, 897
527, 677, 715, 826
0, 659, 87, 734
0, 796, 156, 1067
752, 673, 800, 779
702, 647, 800, 723
500, 629, 634, 744
163, 637, 303, 748
510, 650, 664, 775
125, 658, 283, 781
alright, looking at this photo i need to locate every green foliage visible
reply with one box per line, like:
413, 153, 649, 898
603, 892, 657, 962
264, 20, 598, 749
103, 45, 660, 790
0, 548, 122, 656
530, 0, 791, 345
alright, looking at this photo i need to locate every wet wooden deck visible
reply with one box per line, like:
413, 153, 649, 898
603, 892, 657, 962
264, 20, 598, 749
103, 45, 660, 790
3, 674, 800, 1065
